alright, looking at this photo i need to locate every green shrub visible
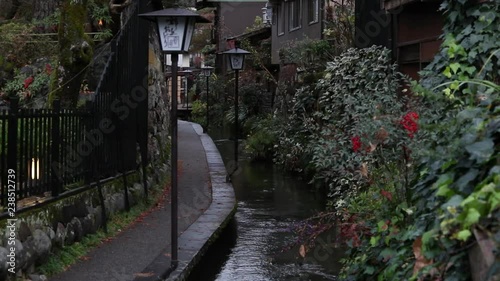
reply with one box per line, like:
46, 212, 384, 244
310, 46, 412, 201
273, 85, 318, 174
1, 65, 52, 108
244, 115, 279, 161
190, 100, 206, 126
0, 22, 57, 67
340, 2, 499, 278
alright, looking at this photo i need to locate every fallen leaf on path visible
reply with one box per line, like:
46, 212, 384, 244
134, 272, 155, 277
299, 244, 307, 258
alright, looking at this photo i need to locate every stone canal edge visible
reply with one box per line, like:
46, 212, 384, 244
135, 122, 237, 281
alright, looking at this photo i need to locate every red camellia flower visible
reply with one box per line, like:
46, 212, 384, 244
401, 111, 419, 138
45, 64, 52, 74
380, 190, 393, 201
24, 76, 34, 89
351, 136, 362, 152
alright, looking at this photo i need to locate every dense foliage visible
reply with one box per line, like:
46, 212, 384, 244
323, 0, 355, 55
310, 47, 412, 203
243, 2, 499, 280
421, 0, 499, 89
1, 62, 53, 108
0, 0, 113, 109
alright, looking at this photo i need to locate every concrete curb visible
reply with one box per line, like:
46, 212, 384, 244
164, 122, 237, 281
135, 122, 236, 281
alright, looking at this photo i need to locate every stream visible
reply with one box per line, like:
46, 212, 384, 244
188, 133, 343, 281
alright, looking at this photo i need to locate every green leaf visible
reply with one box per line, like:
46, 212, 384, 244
443, 195, 464, 209
434, 172, 453, 186
464, 66, 476, 75
437, 185, 453, 197
462, 196, 488, 218
370, 236, 380, 246
465, 139, 495, 163
456, 169, 479, 193
450, 62, 461, 74
464, 208, 481, 227
364, 266, 375, 275
449, 11, 459, 23
441, 159, 457, 171
443, 88, 454, 99
488, 193, 500, 212
379, 248, 395, 261
456, 229, 472, 241
469, 34, 483, 46
422, 230, 436, 245
443, 66, 452, 78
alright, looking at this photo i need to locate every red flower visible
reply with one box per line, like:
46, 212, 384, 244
380, 190, 393, 201
400, 111, 419, 138
45, 64, 52, 74
23, 76, 34, 89
351, 136, 362, 152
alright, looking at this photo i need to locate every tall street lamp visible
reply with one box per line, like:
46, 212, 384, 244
201, 66, 213, 133
223, 43, 249, 175
139, 8, 209, 271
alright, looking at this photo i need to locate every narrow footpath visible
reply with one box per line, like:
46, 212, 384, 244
49, 121, 235, 281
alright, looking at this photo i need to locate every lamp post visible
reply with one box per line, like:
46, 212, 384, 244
223, 43, 250, 174
139, 8, 209, 270
181, 70, 193, 109
201, 66, 213, 133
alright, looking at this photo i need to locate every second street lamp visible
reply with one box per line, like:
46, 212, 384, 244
223, 43, 250, 176
138, 8, 209, 272
181, 70, 193, 109
201, 66, 213, 133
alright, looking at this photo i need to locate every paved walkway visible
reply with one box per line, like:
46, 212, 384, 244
50, 121, 236, 281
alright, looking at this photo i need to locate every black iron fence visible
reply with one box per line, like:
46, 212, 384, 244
0, 0, 149, 211
0, 99, 89, 206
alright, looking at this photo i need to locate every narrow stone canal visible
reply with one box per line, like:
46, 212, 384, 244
188, 133, 342, 281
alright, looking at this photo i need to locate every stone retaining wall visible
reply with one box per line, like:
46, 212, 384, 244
0, 9, 170, 280
0, 164, 168, 281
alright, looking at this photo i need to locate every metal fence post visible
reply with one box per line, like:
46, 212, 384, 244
84, 100, 93, 185
51, 99, 62, 197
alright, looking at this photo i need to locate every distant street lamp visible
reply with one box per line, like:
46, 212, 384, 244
223, 43, 250, 174
181, 70, 193, 109
139, 8, 209, 271
263, 1, 273, 25
201, 66, 213, 133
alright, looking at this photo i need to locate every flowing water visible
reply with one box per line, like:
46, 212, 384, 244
188, 133, 343, 281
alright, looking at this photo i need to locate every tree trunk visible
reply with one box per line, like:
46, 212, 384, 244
49, 0, 94, 109
0, 0, 20, 20
33, 0, 61, 21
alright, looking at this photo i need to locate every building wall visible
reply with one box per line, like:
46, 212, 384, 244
395, 1, 443, 80
355, 0, 443, 80
354, 0, 391, 50
270, 0, 323, 64
213, 2, 266, 72
218, 2, 266, 51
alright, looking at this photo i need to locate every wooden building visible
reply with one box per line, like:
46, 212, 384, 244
356, 0, 444, 80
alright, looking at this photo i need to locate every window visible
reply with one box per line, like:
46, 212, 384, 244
288, 0, 301, 31
277, 4, 285, 35
308, 0, 319, 24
